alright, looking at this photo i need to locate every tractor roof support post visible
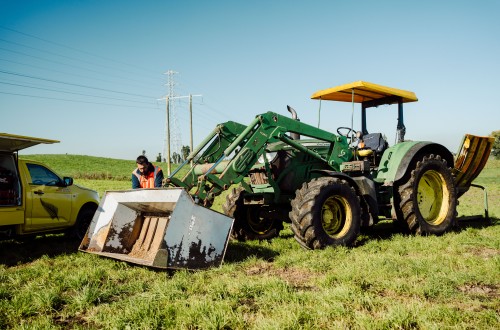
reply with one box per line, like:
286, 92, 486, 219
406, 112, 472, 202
317, 98, 322, 128
361, 105, 368, 135
397, 100, 405, 143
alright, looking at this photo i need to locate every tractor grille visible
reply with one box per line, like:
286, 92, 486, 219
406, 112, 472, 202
250, 171, 268, 185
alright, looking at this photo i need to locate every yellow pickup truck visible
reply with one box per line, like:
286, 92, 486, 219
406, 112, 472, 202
0, 133, 99, 240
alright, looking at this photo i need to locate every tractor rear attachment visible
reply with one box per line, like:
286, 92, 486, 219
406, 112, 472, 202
453, 134, 495, 222
79, 188, 234, 270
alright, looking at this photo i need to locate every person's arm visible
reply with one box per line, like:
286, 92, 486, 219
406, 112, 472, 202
154, 168, 164, 188
131, 172, 140, 189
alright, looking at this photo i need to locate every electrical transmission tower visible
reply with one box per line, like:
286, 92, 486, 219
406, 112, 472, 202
164, 70, 182, 165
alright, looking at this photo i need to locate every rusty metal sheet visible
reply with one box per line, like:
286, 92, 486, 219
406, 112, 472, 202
79, 188, 234, 270
163, 191, 234, 269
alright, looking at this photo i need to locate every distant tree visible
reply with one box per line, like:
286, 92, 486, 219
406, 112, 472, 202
491, 130, 500, 160
142, 150, 146, 156
156, 153, 162, 162
171, 152, 182, 164
181, 145, 190, 161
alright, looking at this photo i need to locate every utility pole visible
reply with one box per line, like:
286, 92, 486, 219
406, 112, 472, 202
159, 70, 202, 175
168, 94, 202, 166
165, 96, 170, 175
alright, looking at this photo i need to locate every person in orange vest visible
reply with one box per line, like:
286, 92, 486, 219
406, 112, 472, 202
131, 155, 164, 189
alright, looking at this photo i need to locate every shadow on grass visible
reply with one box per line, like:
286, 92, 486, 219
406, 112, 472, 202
354, 220, 402, 246
455, 216, 498, 230
0, 234, 80, 267
0, 235, 279, 271
354, 216, 498, 247
224, 240, 280, 263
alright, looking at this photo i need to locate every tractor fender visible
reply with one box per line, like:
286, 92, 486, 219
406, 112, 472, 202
311, 170, 378, 226
376, 141, 454, 184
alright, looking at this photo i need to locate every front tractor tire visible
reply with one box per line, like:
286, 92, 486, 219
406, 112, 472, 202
222, 187, 283, 241
290, 177, 361, 249
397, 154, 457, 235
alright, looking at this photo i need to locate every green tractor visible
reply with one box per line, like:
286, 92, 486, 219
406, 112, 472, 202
170, 81, 493, 249
81, 81, 493, 269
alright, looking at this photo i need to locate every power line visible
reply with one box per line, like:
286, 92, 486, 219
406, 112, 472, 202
0, 69, 156, 99
0, 46, 159, 87
0, 80, 157, 105
0, 91, 159, 109
0, 57, 156, 90
0, 25, 158, 76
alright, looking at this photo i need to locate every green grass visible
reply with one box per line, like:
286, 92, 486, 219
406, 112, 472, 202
457, 158, 500, 218
2, 155, 498, 329
19, 154, 162, 181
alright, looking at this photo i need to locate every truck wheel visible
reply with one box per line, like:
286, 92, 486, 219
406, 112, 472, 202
397, 154, 457, 235
222, 187, 283, 241
290, 177, 361, 249
71, 205, 97, 241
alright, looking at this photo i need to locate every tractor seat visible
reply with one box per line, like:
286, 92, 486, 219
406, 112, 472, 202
356, 133, 388, 157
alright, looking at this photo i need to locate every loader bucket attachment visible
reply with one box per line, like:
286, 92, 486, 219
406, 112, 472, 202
79, 188, 234, 270
453, 134, 494, 197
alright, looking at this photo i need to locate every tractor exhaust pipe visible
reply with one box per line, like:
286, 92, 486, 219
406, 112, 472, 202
287, 105, 300, 140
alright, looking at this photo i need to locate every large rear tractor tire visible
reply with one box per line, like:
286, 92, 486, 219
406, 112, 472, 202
290, 177, 361, 249
397, 154, 457, 235
222, 187, 283, 241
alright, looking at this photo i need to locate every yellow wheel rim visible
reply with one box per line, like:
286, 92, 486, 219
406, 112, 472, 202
417, 170, 450, 225
321, 196, 352, 238
247, 209, 273, 235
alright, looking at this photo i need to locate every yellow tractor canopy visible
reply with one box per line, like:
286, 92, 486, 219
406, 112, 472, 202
311, 81, 418, 104
0, 133, 59, 152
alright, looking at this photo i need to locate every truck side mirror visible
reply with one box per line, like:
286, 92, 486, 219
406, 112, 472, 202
63, 177, 73, 187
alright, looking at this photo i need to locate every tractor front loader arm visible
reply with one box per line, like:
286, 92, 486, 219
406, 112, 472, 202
167, 111, 348, 205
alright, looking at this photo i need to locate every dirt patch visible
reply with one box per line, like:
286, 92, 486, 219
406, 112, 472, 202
467, 247, 499, 259
53, 313, 94, 328
245, 262, 316, 290
458, 283, 499, 298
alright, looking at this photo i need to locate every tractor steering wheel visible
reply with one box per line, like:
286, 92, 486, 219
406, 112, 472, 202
337, 127, 357, 140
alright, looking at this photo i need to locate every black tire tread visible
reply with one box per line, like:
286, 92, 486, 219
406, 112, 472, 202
289, 177, 361, 249
397, 154, 457, 235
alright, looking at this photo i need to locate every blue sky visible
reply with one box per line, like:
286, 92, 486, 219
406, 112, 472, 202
1, 0, 499, 160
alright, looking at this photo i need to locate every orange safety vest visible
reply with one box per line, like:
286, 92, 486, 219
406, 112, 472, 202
132, 165, 162, 188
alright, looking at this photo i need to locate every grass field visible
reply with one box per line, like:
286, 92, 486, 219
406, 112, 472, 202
0, 155, 498, 329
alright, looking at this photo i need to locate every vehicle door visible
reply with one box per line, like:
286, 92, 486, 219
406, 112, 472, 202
0, 153, 23, 226
22, 162, 73, 231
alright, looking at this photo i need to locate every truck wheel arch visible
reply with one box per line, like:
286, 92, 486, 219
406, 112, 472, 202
72, 202, 98, 240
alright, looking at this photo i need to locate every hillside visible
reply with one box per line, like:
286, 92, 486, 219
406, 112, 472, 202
19, 154, 150, 180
